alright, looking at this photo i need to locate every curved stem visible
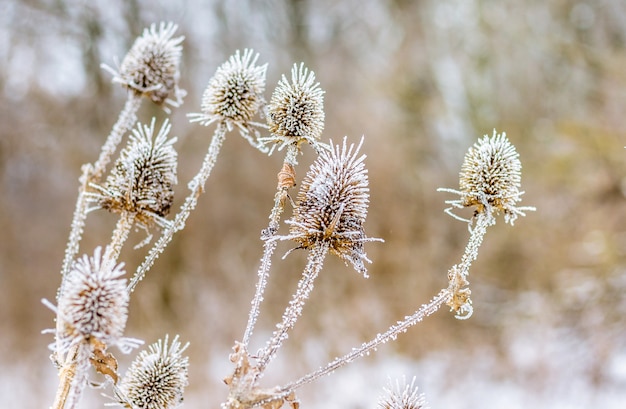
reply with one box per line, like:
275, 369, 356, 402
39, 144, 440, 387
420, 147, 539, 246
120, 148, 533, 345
277, 289, 451, 395
128, 123, 228, 293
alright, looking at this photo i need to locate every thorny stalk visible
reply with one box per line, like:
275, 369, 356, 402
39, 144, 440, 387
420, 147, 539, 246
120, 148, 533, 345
59, 94, 142, 298
128, 123, 228, 293
242, 144, 300, 348
255, 242, 329, 375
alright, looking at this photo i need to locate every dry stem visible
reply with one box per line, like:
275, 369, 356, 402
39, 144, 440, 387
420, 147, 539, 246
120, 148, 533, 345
242, 144, 299, 347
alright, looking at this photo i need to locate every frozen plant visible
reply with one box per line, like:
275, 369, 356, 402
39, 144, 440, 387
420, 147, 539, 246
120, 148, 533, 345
43, 20, 535, 409
378, 376, 429, 409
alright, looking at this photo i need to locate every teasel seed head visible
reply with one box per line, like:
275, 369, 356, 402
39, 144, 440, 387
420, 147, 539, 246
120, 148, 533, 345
88, 118, 178, 229
116, 335, 189, 409
378, 376, 429, 409
284, 137, 382, 276
56, 247, 130, 353
188, 49, 267, 144
103, 22, 185, 112
265, 63, 325, 152
440, 130, 534, 225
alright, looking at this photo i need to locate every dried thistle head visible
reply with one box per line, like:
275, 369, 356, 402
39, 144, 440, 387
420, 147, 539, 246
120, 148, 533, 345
440, 130, 534, 225
104, 22, 185, 112
88, 118, 178, 229
264, 63, 325, 152
116, 335, 189, 409
378, 376, 429, 409
284, 137, 381, 276
56, 247, 130, 353
188, 49, 267, 147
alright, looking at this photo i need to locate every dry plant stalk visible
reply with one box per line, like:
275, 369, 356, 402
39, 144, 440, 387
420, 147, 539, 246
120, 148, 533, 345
43, 20, 535, 409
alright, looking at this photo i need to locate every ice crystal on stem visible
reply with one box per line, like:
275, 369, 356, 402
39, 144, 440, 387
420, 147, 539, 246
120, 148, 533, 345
103, 22, 185, 112
114, 335, 189, 409
188, 49, 268, 150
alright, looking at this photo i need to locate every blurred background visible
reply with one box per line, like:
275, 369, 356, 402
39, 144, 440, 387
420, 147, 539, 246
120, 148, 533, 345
1, 0, 626, 407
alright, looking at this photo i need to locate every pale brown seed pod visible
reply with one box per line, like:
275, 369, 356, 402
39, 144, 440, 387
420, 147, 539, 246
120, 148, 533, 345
284, 137, 382, 276
277, 162, 297, 190
103, 22, 185, 112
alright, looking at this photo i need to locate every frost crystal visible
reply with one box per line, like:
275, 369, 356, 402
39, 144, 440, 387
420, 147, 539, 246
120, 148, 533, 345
116, 335, 189, 409
188, 49, 267, 148
55, 247, 131, 353
87, 118, 178, 229
283, 137, 381, 276
104, 22, 185, 112
264, 63, 325, 152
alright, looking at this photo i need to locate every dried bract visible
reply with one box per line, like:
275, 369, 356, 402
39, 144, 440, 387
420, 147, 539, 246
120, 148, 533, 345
88, 118, 178, 229
378, 376, 429, 409
188, 49, 267, 147
104, 22, 185, 111
55, 247, 130, 354
440, 130, 534, 225
283, 137, 381, 276
265, 63, 325, 152
116, 335, 189, 409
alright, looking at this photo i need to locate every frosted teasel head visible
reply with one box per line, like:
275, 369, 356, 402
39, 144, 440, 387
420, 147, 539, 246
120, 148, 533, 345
263, 63, 325, 153
378, 376, 429, 409
439, 130, 535, 225
281, 137, 382, 276
114, 335, 189, 409
103, 22, 185, 112
87, 118, 178, 229
50, 247, 139, 354
188, 49, 268, 149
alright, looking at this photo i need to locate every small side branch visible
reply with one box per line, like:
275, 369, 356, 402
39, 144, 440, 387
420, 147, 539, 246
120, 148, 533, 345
278, 289, 451, 395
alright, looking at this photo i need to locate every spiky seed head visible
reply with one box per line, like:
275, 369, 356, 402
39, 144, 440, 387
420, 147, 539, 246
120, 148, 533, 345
266, 63, 325, 148
57, 247, 129, 352
113, 22, 185, 110
378, 376, 429, 409
458, 130, 523, 222
286, 137, 379, 276
189, 49, 267, 132
117, 335, 189, 409
89, 118, 178, 229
